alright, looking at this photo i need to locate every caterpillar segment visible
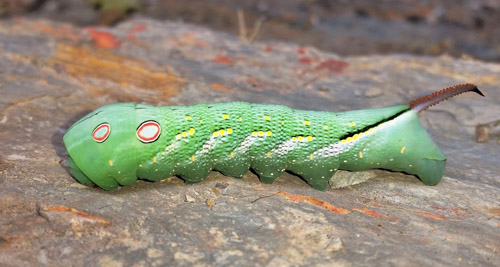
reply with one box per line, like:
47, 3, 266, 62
63, 84, 483, 190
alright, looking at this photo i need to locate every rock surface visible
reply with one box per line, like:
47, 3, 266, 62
0, 18, 499, 266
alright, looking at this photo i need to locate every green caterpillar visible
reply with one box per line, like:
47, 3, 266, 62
63, 84, 483, 191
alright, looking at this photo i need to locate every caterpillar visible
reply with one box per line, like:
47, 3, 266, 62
63, 84, 483, 191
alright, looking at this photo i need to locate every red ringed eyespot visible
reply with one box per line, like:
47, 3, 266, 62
92, 123, 111, 143
137, 120, 161, 143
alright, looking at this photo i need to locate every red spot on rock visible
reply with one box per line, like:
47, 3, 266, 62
353, 208, 398, 220
264, 45, 273, 52
315, 59, 349, 74
211, 83, 231, 92
450, 208, 469, 215
127, 24, 147, 39
415, 211, 446, 220
273, 191, 350, 214
45, 206, 110, 225
297, 48, 306, 55
432, 205, 445, 210
87, 28, 120, 49
213, 56, 234, 64
299, 57, 314, 65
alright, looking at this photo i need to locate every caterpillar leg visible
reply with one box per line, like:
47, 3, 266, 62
176, 156, 212, 183
251, 156, 286, 184
289, 157, 338, 191
137, 155, 175, 182
67, 157, 95, 186
214, 150, 250, 178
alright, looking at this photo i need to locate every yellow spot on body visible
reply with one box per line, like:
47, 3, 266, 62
153, 156, 157, 163
323, 125, 328, 130
252, 131, 257, 136
346, 137, 353, 142
298, 136, 304, 141
176, 134, 181, 140
304, 120, 310, 125
219, 129, 225, 135
352, 134, 359, 140
182, 131, 187, 137
409, 164, 413, 167
400, 146, 407, 154
108, 160, 113, 166
264, 115, 270, 121
281, 120, 285, 125
191, 155, 196, 162
292, 137, 297, 141
266, 131, 272, 136
238, 117, 242, 121
186, 116, 191, 120
309, 154, 314, 160
350, 122, 356, 127
230, 152, 235, 158
258, 131, 264, 136
213, 131, 219, 137
341, 139, 347, 144
223, 114, 229, 119
306, 136, 312, 141
200, 120, 203, 123
188, 128, 195, 135
368, 128, 374, 133
267, 152, 271, 158
359, 151, 363, 158
227, 128, 232, 134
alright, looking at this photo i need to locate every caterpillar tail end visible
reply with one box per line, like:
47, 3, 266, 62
414, 158, 446, 185
67, 156, 95, 187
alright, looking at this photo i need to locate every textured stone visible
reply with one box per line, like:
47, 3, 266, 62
0, 18, 498, 266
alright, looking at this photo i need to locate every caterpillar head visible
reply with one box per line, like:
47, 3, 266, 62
63, 103, 138, 190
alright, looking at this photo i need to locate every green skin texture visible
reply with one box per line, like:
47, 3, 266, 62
63, 102, 446, 191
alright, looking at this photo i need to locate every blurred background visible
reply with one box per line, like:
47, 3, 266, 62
1, 0, 499, 62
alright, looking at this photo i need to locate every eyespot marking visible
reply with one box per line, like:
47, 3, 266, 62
92, 123, 111, 143
137, 121, 161, 143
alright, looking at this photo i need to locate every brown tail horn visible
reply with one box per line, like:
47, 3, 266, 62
409, 83, 484, 112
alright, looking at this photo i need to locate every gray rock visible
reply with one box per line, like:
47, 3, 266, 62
0, 18, 498, 266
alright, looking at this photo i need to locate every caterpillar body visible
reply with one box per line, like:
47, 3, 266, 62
63, 84, 483, 190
